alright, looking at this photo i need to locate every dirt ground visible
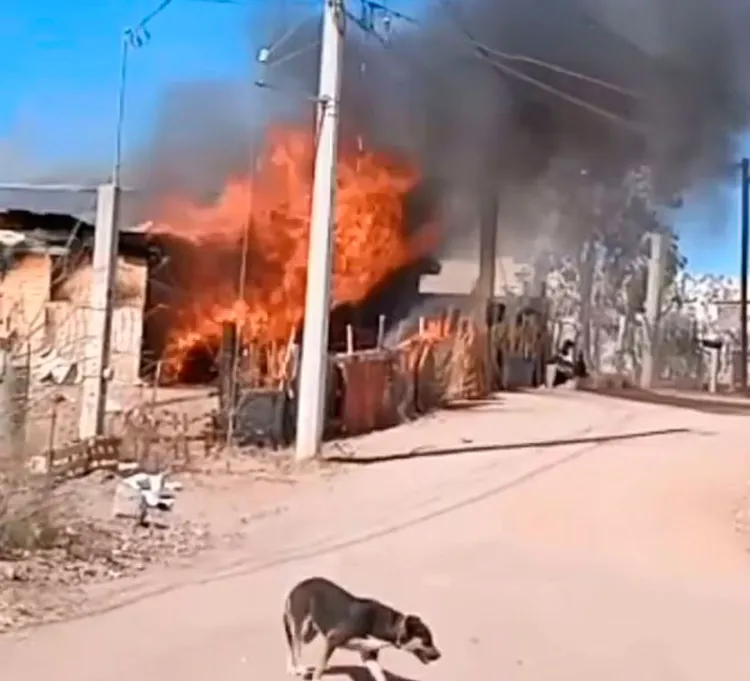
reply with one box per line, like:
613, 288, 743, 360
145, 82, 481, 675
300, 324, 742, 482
0, 445, 341, 631
3, 390, 750, 680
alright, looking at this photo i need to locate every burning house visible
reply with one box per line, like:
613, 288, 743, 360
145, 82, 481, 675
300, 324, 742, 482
142, 126, 440, 385
2, 0, 739, 432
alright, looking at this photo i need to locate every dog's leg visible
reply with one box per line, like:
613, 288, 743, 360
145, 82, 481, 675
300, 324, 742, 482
311, 628, 351, 681
284, 611, 307, 676
310, 640, 334, 681
361, 651, 387, 681
284, 612, 300, 675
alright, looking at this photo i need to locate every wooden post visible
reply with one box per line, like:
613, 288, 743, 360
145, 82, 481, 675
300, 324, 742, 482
47, 397, 60, 475
219, 321, 237, 416
709, 346, 720, 394
151, 361, 162, 406
376, 314, 386, 349
0, 332, 27, 462
477, 189, 499, 391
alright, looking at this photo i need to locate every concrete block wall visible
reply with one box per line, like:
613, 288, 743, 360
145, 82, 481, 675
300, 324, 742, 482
1, 255, 148, 387
0, 253, 52, 353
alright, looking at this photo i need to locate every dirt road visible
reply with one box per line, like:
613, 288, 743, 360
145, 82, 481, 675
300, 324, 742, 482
4, 391, 750, 680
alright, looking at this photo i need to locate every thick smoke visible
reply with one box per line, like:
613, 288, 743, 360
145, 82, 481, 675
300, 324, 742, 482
366, 0, 747, 188
135, 0, 750, 251
132, 81, 262, 206
267, 0, 750, 251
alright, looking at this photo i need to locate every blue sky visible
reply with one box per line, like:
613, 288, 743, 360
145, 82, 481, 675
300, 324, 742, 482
0, 0, 277, 172
677, 180, 743, 276
0, 0, 745, 276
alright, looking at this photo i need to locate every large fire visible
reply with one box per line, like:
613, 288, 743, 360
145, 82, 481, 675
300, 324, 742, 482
147, 126, 434, 381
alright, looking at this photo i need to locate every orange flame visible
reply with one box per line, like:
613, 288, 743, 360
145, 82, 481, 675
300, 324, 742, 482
148, 126, 435, 380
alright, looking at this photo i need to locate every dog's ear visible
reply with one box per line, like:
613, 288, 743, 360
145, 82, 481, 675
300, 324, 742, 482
396, 614, 418, 645
395, 615, 410, 646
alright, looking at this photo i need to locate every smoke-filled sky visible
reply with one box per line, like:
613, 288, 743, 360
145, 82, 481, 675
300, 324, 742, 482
1, 0, 748, 273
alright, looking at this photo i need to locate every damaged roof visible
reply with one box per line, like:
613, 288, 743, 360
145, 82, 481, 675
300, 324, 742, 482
0, 185, 142, 227
0, 208, 160, 262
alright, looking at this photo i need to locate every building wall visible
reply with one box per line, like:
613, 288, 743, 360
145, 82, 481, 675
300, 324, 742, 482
45, 303, 145, 384
0, 253, 53, 352
0, 253, 148, 386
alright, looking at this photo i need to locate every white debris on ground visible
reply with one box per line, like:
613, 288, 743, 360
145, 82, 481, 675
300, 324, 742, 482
112, 472, 183, 525
0, 453, 317, 633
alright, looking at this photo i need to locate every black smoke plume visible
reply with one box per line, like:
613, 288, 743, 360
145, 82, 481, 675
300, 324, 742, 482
133, 0, 750, 249
269, 0, 749, 239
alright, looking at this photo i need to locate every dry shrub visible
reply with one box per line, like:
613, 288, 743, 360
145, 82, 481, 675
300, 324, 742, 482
0, 475, 68, 559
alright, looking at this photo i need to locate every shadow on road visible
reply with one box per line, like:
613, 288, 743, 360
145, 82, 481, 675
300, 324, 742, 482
441, 397, 504, 410
324, 665, 418, 681
326, 427, 691, 466
581, 387, 750, 415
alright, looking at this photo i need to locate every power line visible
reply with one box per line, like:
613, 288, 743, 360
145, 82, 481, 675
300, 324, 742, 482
462, 41, 644, 100
260, 13, 318, 60
435, 0, 647, 133
354, 0, 643, 98
472, 45, 646, 133
349, 0, 647, 133
125, 0, 175, 46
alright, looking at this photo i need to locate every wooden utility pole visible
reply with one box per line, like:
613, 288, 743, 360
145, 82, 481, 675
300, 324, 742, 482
739, 158, 748, 392
477, 190, 499, 311
477, 187, 499, 390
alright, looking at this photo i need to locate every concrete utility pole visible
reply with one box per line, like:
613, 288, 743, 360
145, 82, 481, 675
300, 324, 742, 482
295, 0, 345, 461
739, 157, 749, 391
640, 231, 667, 390
78, 8, 166, 439
78, 184, 120, 439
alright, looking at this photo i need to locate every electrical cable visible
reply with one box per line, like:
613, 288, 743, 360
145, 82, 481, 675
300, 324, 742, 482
461, 41, 644, 100
125, 0, 175, 46
353, 0, 648, 133
435, 0, 647, 133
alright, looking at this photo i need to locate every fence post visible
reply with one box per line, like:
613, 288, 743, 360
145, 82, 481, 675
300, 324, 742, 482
708, 346, 720, 394
0, 332, 28, 462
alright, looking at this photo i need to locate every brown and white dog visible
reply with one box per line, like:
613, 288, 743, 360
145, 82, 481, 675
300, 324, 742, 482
283, 577, 441, 681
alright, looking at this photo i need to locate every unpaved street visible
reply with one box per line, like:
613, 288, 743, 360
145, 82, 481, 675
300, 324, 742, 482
3, 391, 750, 680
